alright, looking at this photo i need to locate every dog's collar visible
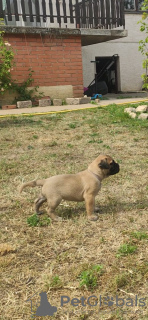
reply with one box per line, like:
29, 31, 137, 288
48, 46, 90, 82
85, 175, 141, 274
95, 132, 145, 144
87, 169, 101, 181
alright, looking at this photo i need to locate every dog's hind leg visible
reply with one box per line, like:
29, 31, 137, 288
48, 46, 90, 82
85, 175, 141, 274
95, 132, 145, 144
34, 195, 47, 215
47, 197, 62, 221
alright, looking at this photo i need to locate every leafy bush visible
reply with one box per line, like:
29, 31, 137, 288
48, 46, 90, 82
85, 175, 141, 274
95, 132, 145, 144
0, 22, 14, 94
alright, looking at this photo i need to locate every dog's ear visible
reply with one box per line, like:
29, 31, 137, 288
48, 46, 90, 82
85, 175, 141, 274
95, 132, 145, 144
99, 159, 110, 170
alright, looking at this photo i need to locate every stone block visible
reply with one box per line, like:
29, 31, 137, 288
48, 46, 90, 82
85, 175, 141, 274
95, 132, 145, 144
124, 107, 136, 114
129, 112, 137, 119
39, 98, 51, 107
33, 96, 50, 106
17, 100, 32, 108
138, 113, 148, 120
53, 99, 62, 106
136, 105, 148, 113
79, 97, 91, 104
66, 98, 80, 105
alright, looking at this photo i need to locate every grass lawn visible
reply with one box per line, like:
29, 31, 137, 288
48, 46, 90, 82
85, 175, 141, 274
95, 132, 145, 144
0, 103, 148, 319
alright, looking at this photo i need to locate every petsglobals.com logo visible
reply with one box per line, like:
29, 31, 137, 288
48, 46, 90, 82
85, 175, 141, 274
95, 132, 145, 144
26, 291, 147, 318
61, 294, 146, 308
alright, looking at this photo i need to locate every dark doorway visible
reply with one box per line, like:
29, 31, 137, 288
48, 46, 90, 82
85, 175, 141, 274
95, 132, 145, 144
95, 55, 120, 93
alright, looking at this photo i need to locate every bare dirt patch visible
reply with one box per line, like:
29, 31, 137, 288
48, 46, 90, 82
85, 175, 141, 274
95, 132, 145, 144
0, 104, 148, 319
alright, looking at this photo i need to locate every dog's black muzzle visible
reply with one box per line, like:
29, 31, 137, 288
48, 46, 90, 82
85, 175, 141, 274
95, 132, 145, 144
109, 162, 120, 175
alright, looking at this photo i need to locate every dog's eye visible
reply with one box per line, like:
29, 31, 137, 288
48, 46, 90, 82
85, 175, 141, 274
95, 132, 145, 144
99, 160, 110, 169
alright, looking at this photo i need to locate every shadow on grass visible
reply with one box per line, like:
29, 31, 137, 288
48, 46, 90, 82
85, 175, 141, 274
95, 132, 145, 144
0, 116, 43, 128
26, 198, 148, 224
0, 114, 63, 128
57, 204, 85, 220
99, 199, 148, 214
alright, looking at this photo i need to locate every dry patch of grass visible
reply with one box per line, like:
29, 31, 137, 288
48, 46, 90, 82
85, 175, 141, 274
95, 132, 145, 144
0, 103, 148, 319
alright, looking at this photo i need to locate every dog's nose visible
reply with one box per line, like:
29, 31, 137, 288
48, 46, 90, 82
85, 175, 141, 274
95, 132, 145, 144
116, 163, 120, 173
115, 163, 120, 173
110, 163, 120, 175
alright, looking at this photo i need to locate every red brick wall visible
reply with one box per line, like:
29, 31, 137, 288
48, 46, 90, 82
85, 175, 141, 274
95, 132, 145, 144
4, 33, 84, 97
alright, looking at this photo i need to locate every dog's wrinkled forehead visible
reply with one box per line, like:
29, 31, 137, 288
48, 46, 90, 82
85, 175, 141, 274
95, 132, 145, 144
97, 154, 114, 165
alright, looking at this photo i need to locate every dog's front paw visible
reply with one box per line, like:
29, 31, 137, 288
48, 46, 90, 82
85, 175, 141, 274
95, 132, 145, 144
88, 214, 98, 221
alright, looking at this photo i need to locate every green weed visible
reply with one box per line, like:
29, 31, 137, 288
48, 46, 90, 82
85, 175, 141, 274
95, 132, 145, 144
88, 139, 96, 143
117, 95, 131, 99
62, 99, 67, 105
27, 214, 39, 227
27, 214, 50, 227
69, 123, 77, 129
67, 144, 73, 148
79, 265, 103, 290
91, 100, 98, 105
32, 135, 38, 139
50, 275, 63, 288
103, 144, 111, 149
89, 133, 98, 137
130, 231, 148, 240
116, 243, 137, 258
27, 145, 34, 150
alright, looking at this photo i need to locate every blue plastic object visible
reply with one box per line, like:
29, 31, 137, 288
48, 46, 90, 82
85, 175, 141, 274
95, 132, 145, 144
91, 94, 103, 100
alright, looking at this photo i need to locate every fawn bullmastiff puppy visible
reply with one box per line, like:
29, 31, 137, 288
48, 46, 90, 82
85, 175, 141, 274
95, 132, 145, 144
20, 154, 120, 221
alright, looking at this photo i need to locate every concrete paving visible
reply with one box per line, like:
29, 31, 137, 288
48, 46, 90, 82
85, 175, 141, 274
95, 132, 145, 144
0, 96, 148, 117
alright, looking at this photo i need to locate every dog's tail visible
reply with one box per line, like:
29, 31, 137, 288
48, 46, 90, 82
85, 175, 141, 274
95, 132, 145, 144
20, 179, 45, 193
